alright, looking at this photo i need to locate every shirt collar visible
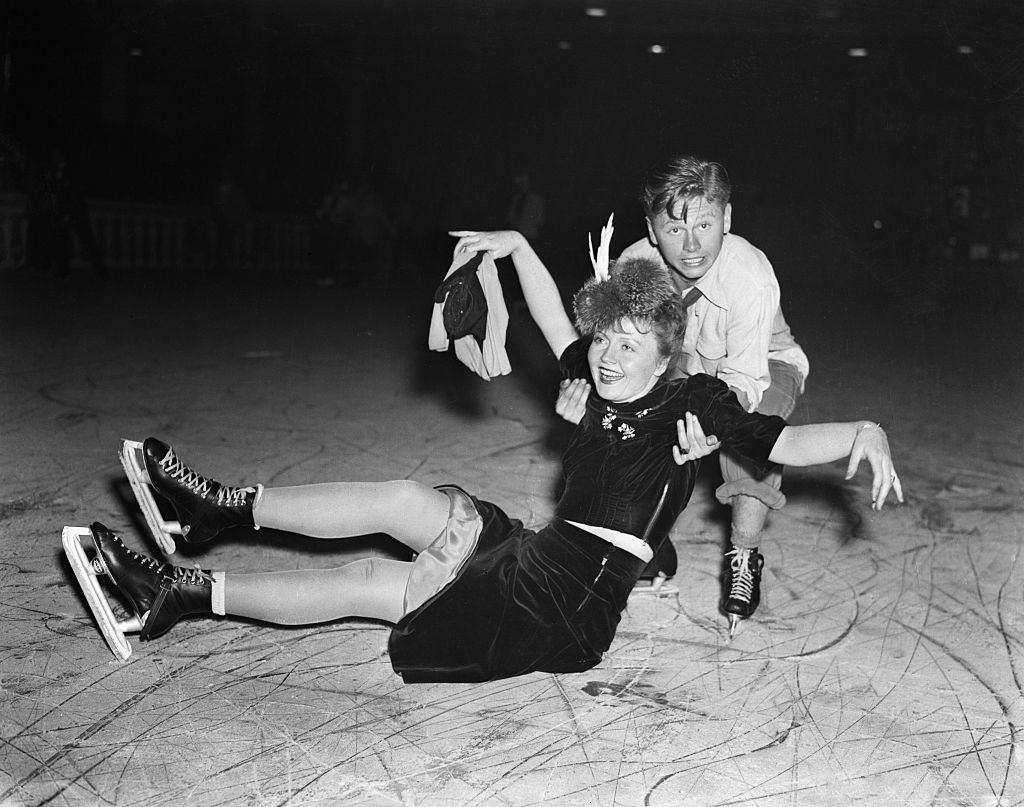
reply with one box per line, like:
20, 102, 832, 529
667, 237, 733, 311
688, 234, 731, 309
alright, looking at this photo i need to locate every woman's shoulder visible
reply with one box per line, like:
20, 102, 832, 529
558, 336, 591, 378
623, 374, 726, 416
658, 373, 742, 414
681, 373, 729, 393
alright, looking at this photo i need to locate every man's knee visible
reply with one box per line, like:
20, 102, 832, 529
715, 479, 786, 510
718, 450, 785, 509
759, 361, 804, 419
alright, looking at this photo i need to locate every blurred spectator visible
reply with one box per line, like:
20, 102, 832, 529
52, 148, 107, 278
214, 170, 250, 270
313, 179, 356, 286
353, 188, 395, 282
507, 173, 545, 243
393, 197, 423, 274
19, 146, 70, 278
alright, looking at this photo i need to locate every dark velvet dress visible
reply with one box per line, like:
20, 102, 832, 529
387, 338, 787, 683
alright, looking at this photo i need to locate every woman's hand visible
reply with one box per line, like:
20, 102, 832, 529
555, 378, 590, 425
449, 230, 525, 261
672, 412, 721, 465
846, 424, 904, 510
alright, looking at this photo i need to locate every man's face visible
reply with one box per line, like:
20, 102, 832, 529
646, 196, 731, 283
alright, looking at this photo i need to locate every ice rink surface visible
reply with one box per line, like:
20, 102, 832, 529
2, 263, 1022, 806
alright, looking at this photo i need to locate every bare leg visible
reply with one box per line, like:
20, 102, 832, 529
254, 480, 451, 553
728, 490, 774, 547
224, 557, 414, 624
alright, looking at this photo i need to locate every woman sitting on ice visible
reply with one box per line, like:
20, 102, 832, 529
78, 226, 901, 683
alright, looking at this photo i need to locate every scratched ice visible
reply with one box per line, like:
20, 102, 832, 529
1, 274, 1022, 806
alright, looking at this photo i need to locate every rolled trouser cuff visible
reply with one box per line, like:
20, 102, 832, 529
715, 479, 787, 510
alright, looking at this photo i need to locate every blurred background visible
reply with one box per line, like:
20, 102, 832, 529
0, 0, 1022, 295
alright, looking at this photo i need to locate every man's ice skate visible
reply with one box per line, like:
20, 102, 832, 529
122, 437, 260, 550
721, 546, 764, 638
62, 522, 214, 660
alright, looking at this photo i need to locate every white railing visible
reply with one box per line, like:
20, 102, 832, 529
0, 192, 313, 273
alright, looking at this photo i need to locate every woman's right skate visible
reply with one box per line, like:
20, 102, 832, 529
120, 439, 182, 554
120, 437, 259, 554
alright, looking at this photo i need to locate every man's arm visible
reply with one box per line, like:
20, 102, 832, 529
718, 280, 778, 411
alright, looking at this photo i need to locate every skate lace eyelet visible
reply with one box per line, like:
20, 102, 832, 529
160, 450, 212, 497
727, 549, 756, 603
173, 566, 213, 585
216, 485, 254, 507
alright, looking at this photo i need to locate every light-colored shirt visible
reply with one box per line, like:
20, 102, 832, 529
619, 233, 809, 411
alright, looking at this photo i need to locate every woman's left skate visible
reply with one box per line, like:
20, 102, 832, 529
120, 438, 181, 555
62, 525, 140, 660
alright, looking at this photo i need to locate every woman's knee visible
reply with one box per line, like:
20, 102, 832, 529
380, 480, 450, 544
382, 479, 435, 505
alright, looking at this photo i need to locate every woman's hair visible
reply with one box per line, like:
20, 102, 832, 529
640, 154, 731, 220
573, 258, 687, 363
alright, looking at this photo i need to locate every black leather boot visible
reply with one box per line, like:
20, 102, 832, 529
90, 522, 213, 640
143, 437, 258, 544
721, 545, 764, 637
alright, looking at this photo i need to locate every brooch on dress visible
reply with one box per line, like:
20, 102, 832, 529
602, 407, 637, 439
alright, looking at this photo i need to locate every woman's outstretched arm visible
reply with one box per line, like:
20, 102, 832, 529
768, 422, 903, 510
449, 230, 578, 359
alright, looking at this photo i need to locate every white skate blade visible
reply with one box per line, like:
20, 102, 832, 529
631, 574, 679, 597
120, 439, 181, 556
62, 526, 138, 661
727, 613, 742, 640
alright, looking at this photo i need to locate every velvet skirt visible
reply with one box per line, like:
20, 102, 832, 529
388, 486, 647, 683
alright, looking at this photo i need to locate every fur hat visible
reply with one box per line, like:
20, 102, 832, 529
573, 257, 680, 337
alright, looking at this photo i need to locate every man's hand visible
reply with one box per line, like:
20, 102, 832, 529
672, 412, 721, 465
555, 378, 590, 425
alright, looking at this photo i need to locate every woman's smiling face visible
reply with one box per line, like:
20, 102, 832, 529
587, 318, 669, 403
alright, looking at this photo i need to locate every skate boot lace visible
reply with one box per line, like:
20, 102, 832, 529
159, 448, 213, 497
169, 565, 214, 586
726, 548, 756, 604
112, 532, 166, 574
111, 533, 210, 585
159, 447, 257, 507
215, 483, 258, 508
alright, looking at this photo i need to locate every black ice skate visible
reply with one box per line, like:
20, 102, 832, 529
721, 546, 764, 638
124, 437, 259, 547
632, 538, 680, 596
62, 522, 214, 659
